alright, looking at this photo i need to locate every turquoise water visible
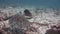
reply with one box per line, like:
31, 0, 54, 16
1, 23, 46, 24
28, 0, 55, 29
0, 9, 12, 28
0, 0, 60, 8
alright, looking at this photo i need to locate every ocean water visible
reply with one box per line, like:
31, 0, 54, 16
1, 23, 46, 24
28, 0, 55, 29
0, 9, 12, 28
0, 0, 60, 8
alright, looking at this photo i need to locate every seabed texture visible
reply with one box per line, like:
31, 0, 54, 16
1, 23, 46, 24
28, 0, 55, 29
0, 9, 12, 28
0, 7, 60, 34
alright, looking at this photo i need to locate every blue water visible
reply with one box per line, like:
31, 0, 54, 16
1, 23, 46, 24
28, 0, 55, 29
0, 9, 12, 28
0, 0, 60, 8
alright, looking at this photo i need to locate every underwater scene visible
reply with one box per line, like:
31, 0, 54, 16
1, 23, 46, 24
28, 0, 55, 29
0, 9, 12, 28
0, 0, 60, 34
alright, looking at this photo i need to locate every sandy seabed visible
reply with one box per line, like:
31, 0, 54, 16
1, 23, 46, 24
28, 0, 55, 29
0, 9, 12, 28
0, 6, 60, 34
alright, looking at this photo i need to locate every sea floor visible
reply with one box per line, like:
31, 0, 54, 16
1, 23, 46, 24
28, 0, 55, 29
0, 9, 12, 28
0, 6, 60, 34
